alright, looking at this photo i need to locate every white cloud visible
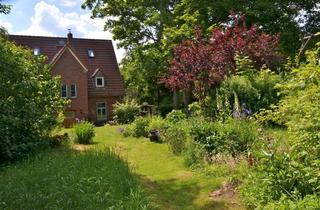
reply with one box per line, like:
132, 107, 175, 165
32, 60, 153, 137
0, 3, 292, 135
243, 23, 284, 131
14, 1, 125, 62
0, 20, 13, 32
59, 0, 78, 7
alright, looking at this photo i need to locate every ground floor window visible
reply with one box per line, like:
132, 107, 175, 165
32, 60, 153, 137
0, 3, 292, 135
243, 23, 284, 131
61, 84, 67, 98
97, 102, 107, 121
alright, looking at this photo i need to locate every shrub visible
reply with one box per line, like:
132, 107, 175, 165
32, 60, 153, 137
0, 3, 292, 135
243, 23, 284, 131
0, 37, 65, 163
241, 46, 320, 208
113, 99, 140, 124
74, 121, 95, 144
123, 124, 134, 137
222, 119, 258, 156
163, 121, 190, 155
48, 133, 70, 148
165, 110, 186, 123
147, 116, 167, 134
131, 117, 150, 138
190, 120, 225, 157
183, 139, 204, 166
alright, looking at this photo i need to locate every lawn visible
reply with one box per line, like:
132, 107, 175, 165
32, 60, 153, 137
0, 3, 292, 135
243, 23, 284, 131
93, 125, 246, 210
0, 125, 247, 210
0, 147, 148, 210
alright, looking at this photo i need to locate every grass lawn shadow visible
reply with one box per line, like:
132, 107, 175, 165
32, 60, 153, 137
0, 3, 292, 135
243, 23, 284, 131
137, 174, 227, 210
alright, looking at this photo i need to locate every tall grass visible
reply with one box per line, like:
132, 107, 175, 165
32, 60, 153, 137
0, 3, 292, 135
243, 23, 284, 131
0, 148, 148, 210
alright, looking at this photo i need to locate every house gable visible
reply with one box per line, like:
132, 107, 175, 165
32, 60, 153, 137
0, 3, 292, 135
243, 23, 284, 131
50, 45, 88, 73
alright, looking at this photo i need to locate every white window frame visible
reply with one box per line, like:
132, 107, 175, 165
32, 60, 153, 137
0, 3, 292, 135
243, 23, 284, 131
70, 83, 77, 98
96, 102, 107, 121
61, 84, 68, 98
33, 47, 40, 56
88, 49, 95, 58
95, 77, 105, 87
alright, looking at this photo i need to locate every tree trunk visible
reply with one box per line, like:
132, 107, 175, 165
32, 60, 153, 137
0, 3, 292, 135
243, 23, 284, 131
173, 89, 178, 109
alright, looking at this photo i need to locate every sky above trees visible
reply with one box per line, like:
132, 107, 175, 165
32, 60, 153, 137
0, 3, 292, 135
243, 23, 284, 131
0, 0, 125, 62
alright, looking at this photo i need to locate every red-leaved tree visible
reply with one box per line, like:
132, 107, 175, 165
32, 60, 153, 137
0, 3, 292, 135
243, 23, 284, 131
162, 14, 281, 98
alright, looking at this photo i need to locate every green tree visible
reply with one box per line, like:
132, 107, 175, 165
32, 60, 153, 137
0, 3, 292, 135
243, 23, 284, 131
82, 0, 319, 108
0, 38, 65, 162
0, 0, 11, 36
0, 0, 11, 14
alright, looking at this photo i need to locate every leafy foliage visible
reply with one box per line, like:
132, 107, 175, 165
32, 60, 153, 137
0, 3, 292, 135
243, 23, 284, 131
48, 133, 70, 148
162, 15, 280, 100
163, 120, 190, 155
124, 117, 151, 138
165, 110, 186, 123
0, 0, 11, 14
241, 44, 320, 208
113, 98, 140, 124
74, 121, 95, 144
83, 0, 319, 108
0, 38, 65, 163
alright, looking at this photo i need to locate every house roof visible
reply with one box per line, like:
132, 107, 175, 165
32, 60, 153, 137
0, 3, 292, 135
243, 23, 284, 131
8, 34, 124, 96
91, 68, 101, 77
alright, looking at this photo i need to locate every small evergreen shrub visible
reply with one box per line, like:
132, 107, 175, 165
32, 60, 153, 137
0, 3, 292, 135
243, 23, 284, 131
74, 121, 95, 144
113, 99, 140, 124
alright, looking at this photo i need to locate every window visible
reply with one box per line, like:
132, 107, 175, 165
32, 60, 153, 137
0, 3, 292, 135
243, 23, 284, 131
88, 49, 95, 58
33, 47, 40, 56
95, 77, 104, 87
97, 102, 107, 121
61, 84, 68, 98
64, 111, 75, 119
70, 84, 77, 98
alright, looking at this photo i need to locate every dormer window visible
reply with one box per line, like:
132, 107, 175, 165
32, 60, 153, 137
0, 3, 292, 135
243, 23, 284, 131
33, 47, 40, 56
88, 49, 95, 58
95, 77, 104, 87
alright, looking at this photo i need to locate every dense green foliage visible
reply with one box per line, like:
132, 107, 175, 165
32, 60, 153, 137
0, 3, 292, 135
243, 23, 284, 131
73, 121, 95, 144
0, 148, 148, 210
241, 44, 320, 208
164, 120, 190, 155
123, 117, 151, 138
0, 38, 65, 163
113, 99, 140, 124
83, 0, 319, 109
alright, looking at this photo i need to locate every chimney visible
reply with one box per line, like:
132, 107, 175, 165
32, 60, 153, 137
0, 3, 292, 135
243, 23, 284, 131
67, 29, 73, 43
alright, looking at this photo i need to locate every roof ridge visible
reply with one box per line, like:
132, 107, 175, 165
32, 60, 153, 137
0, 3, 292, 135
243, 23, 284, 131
9, 34, 112, 42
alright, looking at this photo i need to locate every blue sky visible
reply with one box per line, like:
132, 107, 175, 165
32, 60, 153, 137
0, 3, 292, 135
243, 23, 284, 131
0, 0, 125, 62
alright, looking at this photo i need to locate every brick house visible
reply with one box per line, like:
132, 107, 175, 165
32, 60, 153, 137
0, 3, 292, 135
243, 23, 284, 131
9, 31, 124, 126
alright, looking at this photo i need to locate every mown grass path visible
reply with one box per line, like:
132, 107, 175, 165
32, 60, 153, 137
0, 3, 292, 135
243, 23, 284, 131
93, 125, 245, 210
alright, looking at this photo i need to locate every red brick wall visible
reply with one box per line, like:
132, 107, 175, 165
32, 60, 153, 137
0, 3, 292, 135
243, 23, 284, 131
88, 96, 120, 122
51, 48, 89, 120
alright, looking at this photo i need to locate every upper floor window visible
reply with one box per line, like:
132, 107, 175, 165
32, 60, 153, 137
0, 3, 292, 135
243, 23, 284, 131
95, 77, 104, 87
61, 84, 67, 98
33, 47, 40, 56
70, 84, 77, 98
88, 49, 95, 58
